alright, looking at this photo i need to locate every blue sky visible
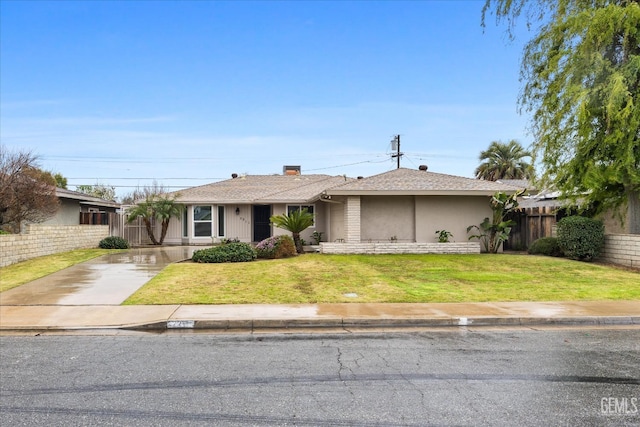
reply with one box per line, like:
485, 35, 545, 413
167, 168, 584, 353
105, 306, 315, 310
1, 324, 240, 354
1, 0, 532, 198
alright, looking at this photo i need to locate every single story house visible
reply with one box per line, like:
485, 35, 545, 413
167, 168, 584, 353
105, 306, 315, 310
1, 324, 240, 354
162, 166, 520, 252
43, 188, 121, 226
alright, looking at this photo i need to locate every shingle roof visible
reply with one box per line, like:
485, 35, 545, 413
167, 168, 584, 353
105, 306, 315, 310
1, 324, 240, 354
173, 174, 353, 204
496, 179, 532, 190
327, 168, 520, 196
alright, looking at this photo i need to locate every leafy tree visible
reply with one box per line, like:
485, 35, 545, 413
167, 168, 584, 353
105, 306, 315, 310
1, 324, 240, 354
76, 183, 117, 201
53, 173, 67, 189
482, 0, 640, 233
467, 190, 524, 253
120, 181, 167, 205
0, 146, 59, 233
475, 140, 532, 181
270, 209, 315, 254
126, 193, 182, 245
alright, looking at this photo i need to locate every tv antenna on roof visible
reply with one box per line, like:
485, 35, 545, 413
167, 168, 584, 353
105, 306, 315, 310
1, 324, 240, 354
390, 135, 403, 168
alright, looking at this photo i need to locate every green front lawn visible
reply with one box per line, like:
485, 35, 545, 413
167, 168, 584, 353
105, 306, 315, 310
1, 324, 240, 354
0, 249, 122, 292
123, 254, 640, 305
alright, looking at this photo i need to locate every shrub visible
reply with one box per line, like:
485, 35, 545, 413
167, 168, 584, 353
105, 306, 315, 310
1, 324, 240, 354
556, 216, 605, 261
255, 235, 297, 259
98, 236, 130, 249
220, 237, 240, 244
192, 242, 256, 263
528, 237, 563, 257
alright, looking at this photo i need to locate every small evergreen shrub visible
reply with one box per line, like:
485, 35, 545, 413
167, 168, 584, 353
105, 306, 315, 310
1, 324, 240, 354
192, 242, 256, 263
220, 237, 240, 244
528, 237, 563, 257
556, 216, 605, 261
255, 235, 297, 259
99, 236, 130, 249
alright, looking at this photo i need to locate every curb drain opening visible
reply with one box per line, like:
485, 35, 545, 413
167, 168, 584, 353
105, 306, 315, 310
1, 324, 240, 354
167, 320, 195, 329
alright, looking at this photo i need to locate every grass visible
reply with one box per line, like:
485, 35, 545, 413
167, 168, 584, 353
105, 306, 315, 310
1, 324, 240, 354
0, 249, 122, 292
123, 254, 640, 305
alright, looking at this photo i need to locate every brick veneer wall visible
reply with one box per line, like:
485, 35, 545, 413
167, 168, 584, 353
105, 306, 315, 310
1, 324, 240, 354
344, 196, 361, 243
600, 234, 640, 269
320, 242, 481, 255
0, 224, 109, 268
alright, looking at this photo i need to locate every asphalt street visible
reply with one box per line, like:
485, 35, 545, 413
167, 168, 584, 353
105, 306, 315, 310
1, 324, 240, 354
1, 327, 639, 426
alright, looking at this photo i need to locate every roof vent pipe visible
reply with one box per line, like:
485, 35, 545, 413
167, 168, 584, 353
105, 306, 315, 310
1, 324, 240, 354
418, 165, 428, 171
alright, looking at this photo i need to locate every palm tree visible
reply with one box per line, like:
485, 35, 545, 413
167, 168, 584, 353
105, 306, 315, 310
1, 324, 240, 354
270, 209, 314, 254
126, 194, 182, 245
126, 198, 159, 245
475, 140, 532, 181
154, 194, 183, 245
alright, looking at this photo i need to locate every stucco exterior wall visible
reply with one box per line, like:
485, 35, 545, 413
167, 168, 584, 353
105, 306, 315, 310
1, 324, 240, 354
0, 224, 109, 267
361, 196, 415, 242
328, 198, 345, 242
415, 195, 493, 243
42, 199, 79, 226
271, 202, 328, 244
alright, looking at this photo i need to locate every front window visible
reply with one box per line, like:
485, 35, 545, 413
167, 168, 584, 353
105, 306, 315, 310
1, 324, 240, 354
193, 206, 212, 237
182, 207, 188, 238
217, 206, 225, 237
287, 205, 315, 226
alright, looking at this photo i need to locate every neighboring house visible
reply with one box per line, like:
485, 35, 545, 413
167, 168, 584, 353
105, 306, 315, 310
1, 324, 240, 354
497, 179, 637, 248
42, 188, 121, 226
163, 166, 519, 247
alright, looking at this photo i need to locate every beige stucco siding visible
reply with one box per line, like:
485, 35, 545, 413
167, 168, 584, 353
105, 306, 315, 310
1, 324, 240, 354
42, 199, 80, 225
272, 202, 329, 243
328, 198, 345, 242
415, 195, 491, 243
361, 196, 415, 242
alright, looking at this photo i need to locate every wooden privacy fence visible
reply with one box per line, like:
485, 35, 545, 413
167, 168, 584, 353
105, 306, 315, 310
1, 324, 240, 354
505, 206, 558, 250
78, 212, 153, 246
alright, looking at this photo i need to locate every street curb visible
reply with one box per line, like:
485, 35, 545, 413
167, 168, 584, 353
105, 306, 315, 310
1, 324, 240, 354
3, 316, 639, 333
142, 316, 640, 331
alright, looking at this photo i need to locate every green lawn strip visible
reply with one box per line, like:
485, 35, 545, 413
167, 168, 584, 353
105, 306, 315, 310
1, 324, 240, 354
0, 249, 122, 292
124, 253, 639, 305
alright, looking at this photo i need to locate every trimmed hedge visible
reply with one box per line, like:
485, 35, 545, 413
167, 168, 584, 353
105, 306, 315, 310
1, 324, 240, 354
192, 242, 257, 263
528, 237, 563, 257
98, 236, 130, 249
255, 235, 297, 259
556, 216, 604, 261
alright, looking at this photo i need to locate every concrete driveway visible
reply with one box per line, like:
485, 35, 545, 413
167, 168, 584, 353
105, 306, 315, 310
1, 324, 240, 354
0, 246, 200, 306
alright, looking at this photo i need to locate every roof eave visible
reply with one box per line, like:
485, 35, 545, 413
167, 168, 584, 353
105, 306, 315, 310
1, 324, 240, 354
326, 190, 514, 196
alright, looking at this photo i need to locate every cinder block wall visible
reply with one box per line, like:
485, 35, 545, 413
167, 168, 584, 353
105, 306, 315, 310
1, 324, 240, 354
0, 224, 109, 268
320, 242, 481, 255
600, 234, 640, 269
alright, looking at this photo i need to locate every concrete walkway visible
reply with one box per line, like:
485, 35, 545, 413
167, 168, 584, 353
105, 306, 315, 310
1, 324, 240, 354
1, 301, 639, 332
1, 247, 639, 332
